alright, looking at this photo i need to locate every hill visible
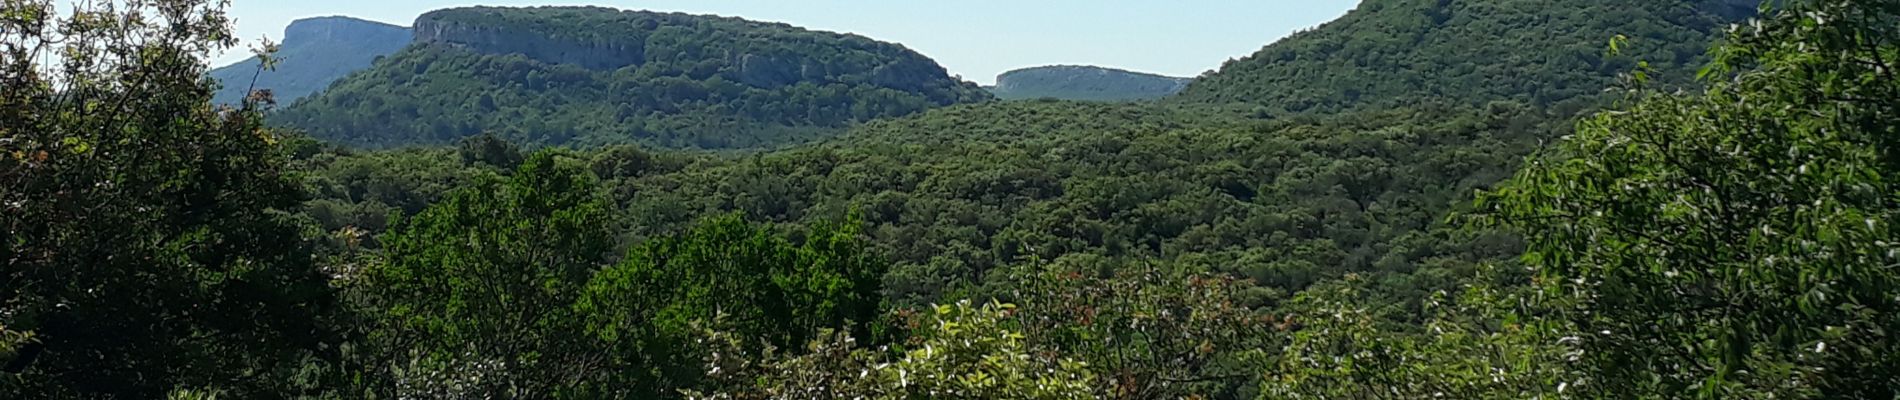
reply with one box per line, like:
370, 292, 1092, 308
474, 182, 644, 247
986, 65, 1192, 101
27, 0, 1900, 398
209, 16, 412, 105
272, 6, 992, 149
297, 100, 1554, 308
1172, 0, 1757, 114
617, 100, 1551, 304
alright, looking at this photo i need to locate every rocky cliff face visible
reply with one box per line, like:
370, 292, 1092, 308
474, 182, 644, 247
208, 16, 411, 105
284, 16, 411, 46
274, 6, 991, 149
414, 11, 644, 70
408, 7, 968, 93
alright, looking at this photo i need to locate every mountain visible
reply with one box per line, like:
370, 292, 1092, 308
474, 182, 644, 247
1173, 0, 1757, 114
209, 16, 412, 105
986, 65, 1193, 101
273, 6, 991, 149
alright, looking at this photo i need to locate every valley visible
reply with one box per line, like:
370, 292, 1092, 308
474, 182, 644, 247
6, 0, 1898, 398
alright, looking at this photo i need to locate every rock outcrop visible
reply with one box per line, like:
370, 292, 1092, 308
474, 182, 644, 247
415, 10, 644, 70
282, 16, 407, 45
408, 7, 965, 92
209, 16, 411, 105
273, 6, 991, 149
989, 65, 1193, 101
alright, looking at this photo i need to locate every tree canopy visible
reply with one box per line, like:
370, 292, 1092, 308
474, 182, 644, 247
1483, 0, 1900, 395
8, 0, 1900, 398
1173, 0, 1753, 115
2, 0, 336, 396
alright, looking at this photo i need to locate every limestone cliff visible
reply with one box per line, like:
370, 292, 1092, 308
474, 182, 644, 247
274, 6, 992, 149
209, 16, 411, 105
990, 65, 1193, 102
414, 9, 643, 70
410, 6, 967, 92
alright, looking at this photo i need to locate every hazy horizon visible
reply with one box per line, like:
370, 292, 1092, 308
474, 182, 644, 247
214, 1, 1358, 85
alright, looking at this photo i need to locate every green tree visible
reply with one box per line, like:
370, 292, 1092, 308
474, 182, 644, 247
689, 300, 1101, 400
1004, 262, 1275, 399
1260, 273, 1574, 399
1, 0, 337, 396
457, 133, 525, 170
1483, 0, 1900, 396
576, 213, 886, 396
361, 151, 615, 397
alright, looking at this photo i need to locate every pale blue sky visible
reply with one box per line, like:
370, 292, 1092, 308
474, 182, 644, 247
215, 1, 1358, 85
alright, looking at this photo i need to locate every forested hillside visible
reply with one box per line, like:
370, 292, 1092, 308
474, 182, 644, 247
208, 16, 412, 105
299, 101, 1550, 307
1173, 0, 1757, 114
273, 6, 991, 149
7, 0, 1898, 399
988, 65, 1193, 101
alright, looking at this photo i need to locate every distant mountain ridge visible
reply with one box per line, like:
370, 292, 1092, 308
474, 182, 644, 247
987, 65, 1192, 101
209, 16, 411, 105
1174, 0, 1758, 114
273, 6, 990, 149
410, 7, 964, 92
412, 8, 645, 71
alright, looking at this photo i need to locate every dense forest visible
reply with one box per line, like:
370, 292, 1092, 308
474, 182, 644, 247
272, 7, 992, 149
299, 100, 1547, 311
4, 0, 1898, 399
1172, 0, 1755, 115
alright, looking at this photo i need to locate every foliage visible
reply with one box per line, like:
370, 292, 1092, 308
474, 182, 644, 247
1173, 0, 1752, 114
272, 6, 992, 149
1002, 262, 1277, 399
17, 0, 1900, 397
166, 388, 225, 400
872, 301, 1100, 399
297, 145, 501, 240
592, 100, 1548, 307
689, 300, 1102, 400
359, 151, 616, 398
341, 159, 888, 398
575, 212, 886, 395
458, 133, 525, 170
1482, 0, 1900, 397
0, 324, 31, 370
0, 0, 338, 397
1261, 272, 1575, 399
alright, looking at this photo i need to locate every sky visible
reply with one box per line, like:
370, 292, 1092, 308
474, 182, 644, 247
215, 1, 1358, 85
